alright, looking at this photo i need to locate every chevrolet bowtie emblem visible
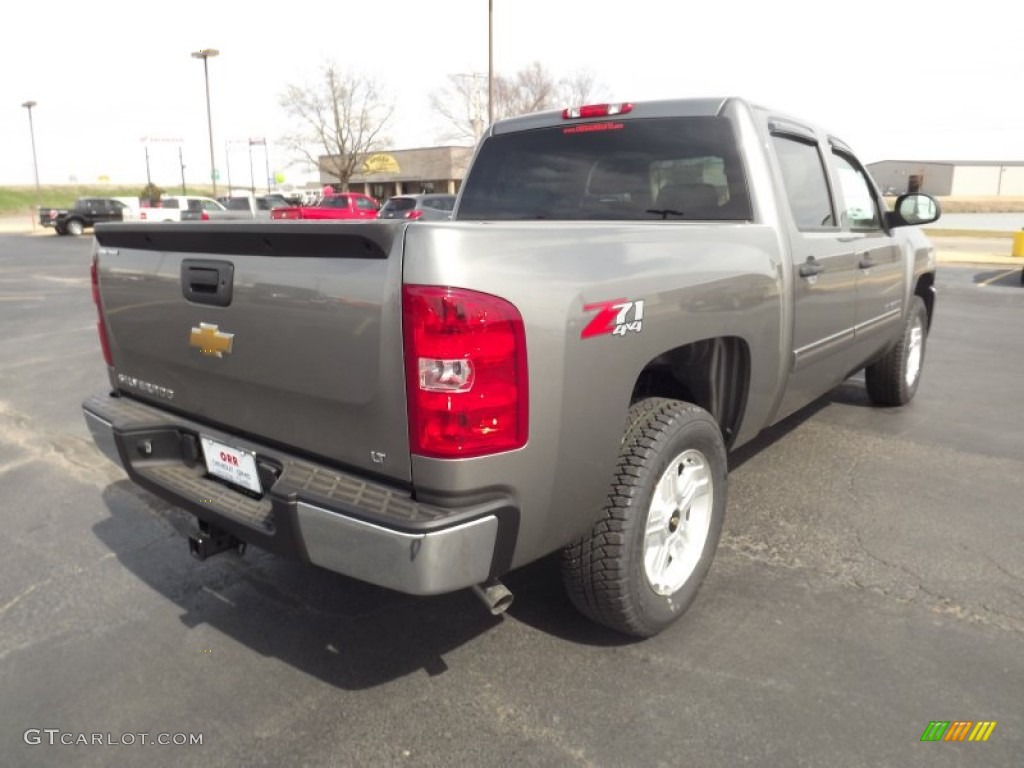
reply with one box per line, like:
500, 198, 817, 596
189, 323, 234, 357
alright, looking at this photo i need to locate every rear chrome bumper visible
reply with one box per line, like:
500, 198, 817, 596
82, 392, 514, 595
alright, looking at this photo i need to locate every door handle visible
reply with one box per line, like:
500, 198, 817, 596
799, 256, 824, 278
858, 253, 875, 269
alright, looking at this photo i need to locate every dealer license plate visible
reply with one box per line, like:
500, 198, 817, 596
200, 436, 263, 494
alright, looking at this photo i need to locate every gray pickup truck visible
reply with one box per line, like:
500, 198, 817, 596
82, 97, 939, 637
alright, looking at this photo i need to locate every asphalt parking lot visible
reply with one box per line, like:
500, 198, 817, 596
0, 232, 1021, 767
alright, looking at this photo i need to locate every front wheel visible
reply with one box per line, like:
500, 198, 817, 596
865, 296, 929, 406
562, 398, 727, 637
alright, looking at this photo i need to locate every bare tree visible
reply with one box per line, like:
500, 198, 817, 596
431, 62, 605, 144
559, 70, 601, 108
494, 61, 559, 118
429, 74, 489, 144
279, 64, 393, 190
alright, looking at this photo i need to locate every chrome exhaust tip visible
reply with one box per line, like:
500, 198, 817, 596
471, 579, 514, 615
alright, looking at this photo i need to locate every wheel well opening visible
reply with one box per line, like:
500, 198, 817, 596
630, 337, 750, 447
915, 272, 936, 329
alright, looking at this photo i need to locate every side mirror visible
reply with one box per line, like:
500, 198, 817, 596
887, 193, 941, 228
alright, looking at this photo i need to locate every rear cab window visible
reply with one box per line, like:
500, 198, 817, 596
457, 116, 752, 222
383, 198, 416, 213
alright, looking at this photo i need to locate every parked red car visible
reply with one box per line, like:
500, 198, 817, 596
270, 192, 380, 220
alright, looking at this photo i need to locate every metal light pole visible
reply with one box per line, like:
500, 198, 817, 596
225, 139, 233, 195
247, 141, 255, 195
487, 0, 494, 126
178, 147, 187, 194
191, 48, 219, 197
21, 100, 41, 223
263, 145, 271, 193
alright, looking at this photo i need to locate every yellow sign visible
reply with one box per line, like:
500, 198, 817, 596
189, 323, 234, 358
362, 153, 400, 174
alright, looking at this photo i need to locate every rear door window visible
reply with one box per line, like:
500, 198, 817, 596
457, 116, 752, 222
771, 135, 836, 231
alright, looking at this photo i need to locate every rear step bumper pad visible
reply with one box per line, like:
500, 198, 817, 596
82, 392, 506, 595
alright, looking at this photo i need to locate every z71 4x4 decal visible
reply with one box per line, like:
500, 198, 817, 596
581, 299, 645, 338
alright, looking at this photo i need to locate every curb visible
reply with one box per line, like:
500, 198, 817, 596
936, 253, 1023, 267
0, 219, 52, 237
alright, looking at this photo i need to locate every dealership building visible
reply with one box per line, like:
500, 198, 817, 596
867, 160, 1024, 197
319, 146, 474, 200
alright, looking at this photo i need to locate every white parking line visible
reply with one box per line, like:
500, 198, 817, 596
977, 268, 1019, 287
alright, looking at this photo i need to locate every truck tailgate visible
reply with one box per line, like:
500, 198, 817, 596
93, 221, 411, 483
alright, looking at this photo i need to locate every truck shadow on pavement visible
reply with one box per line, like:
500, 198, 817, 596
93, 481, 505, 689
727, 395, 831, 469
93, 480, 633, 689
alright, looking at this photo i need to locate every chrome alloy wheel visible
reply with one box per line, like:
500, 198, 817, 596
643, 449, 713, 596
905, 315, 925, 388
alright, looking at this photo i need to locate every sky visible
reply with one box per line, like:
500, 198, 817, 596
1, 0, 1020, 188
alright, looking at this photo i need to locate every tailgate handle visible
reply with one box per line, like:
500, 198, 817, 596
182, 259, 234, 307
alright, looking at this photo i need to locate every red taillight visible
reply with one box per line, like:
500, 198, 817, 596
405, 209, 424, 220
403, 285, 528, 458
90, 253, 113, 367
562, 102, 633, 119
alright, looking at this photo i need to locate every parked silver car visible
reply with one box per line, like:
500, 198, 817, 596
377, 193, 456, 221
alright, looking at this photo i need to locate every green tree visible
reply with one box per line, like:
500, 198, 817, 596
140, 183, 164, 206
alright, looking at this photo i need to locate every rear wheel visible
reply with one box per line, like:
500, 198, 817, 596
865, 296, 928, 406
65, 218, 84, 236
562, 398, 727, 637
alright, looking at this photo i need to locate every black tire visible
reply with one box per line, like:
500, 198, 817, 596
562, 398, 727, 637
54, 224, 67, 236
65, 218, 84, 237
865, 296, 928, 406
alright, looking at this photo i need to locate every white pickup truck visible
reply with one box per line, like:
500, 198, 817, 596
138, 195, 227, 222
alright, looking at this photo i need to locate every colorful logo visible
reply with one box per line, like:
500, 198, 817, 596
920, 721, 996, 742
581, 299, 645, 338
